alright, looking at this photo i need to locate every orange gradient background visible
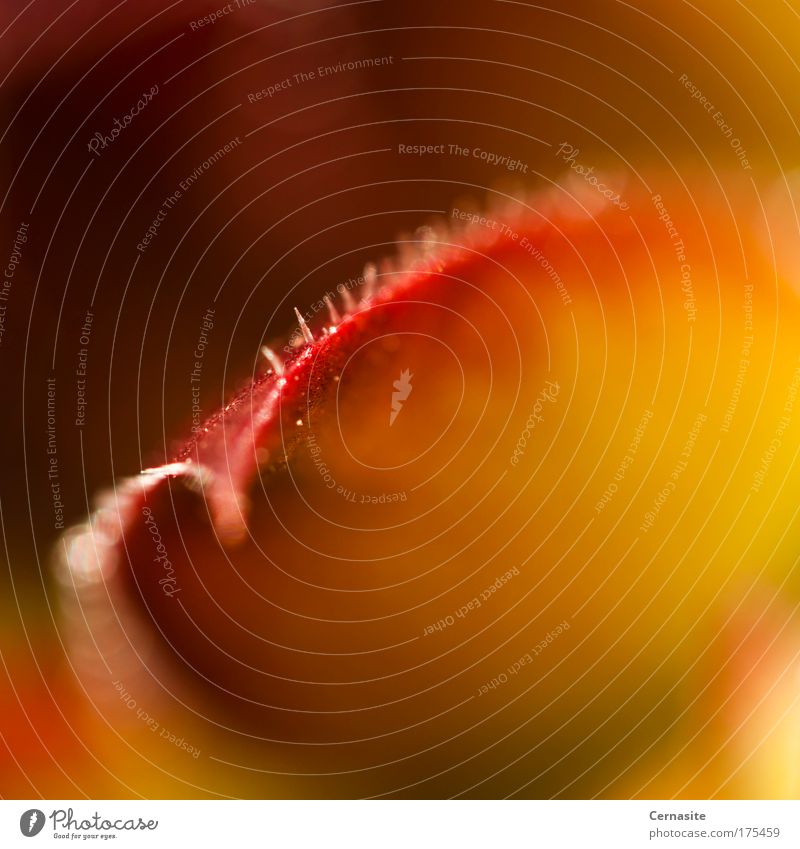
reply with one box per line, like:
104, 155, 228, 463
2, 0, 800, 799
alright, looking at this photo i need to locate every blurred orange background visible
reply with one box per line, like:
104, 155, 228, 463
3, 0, 800, 799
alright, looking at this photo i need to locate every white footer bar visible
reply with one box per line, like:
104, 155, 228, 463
1, 800, 797, 848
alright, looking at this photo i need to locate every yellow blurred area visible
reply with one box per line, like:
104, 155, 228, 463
3, 0, 800, 800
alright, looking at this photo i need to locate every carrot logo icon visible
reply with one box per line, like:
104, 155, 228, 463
19, 809, 45, 837
389, 369, 413, 426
